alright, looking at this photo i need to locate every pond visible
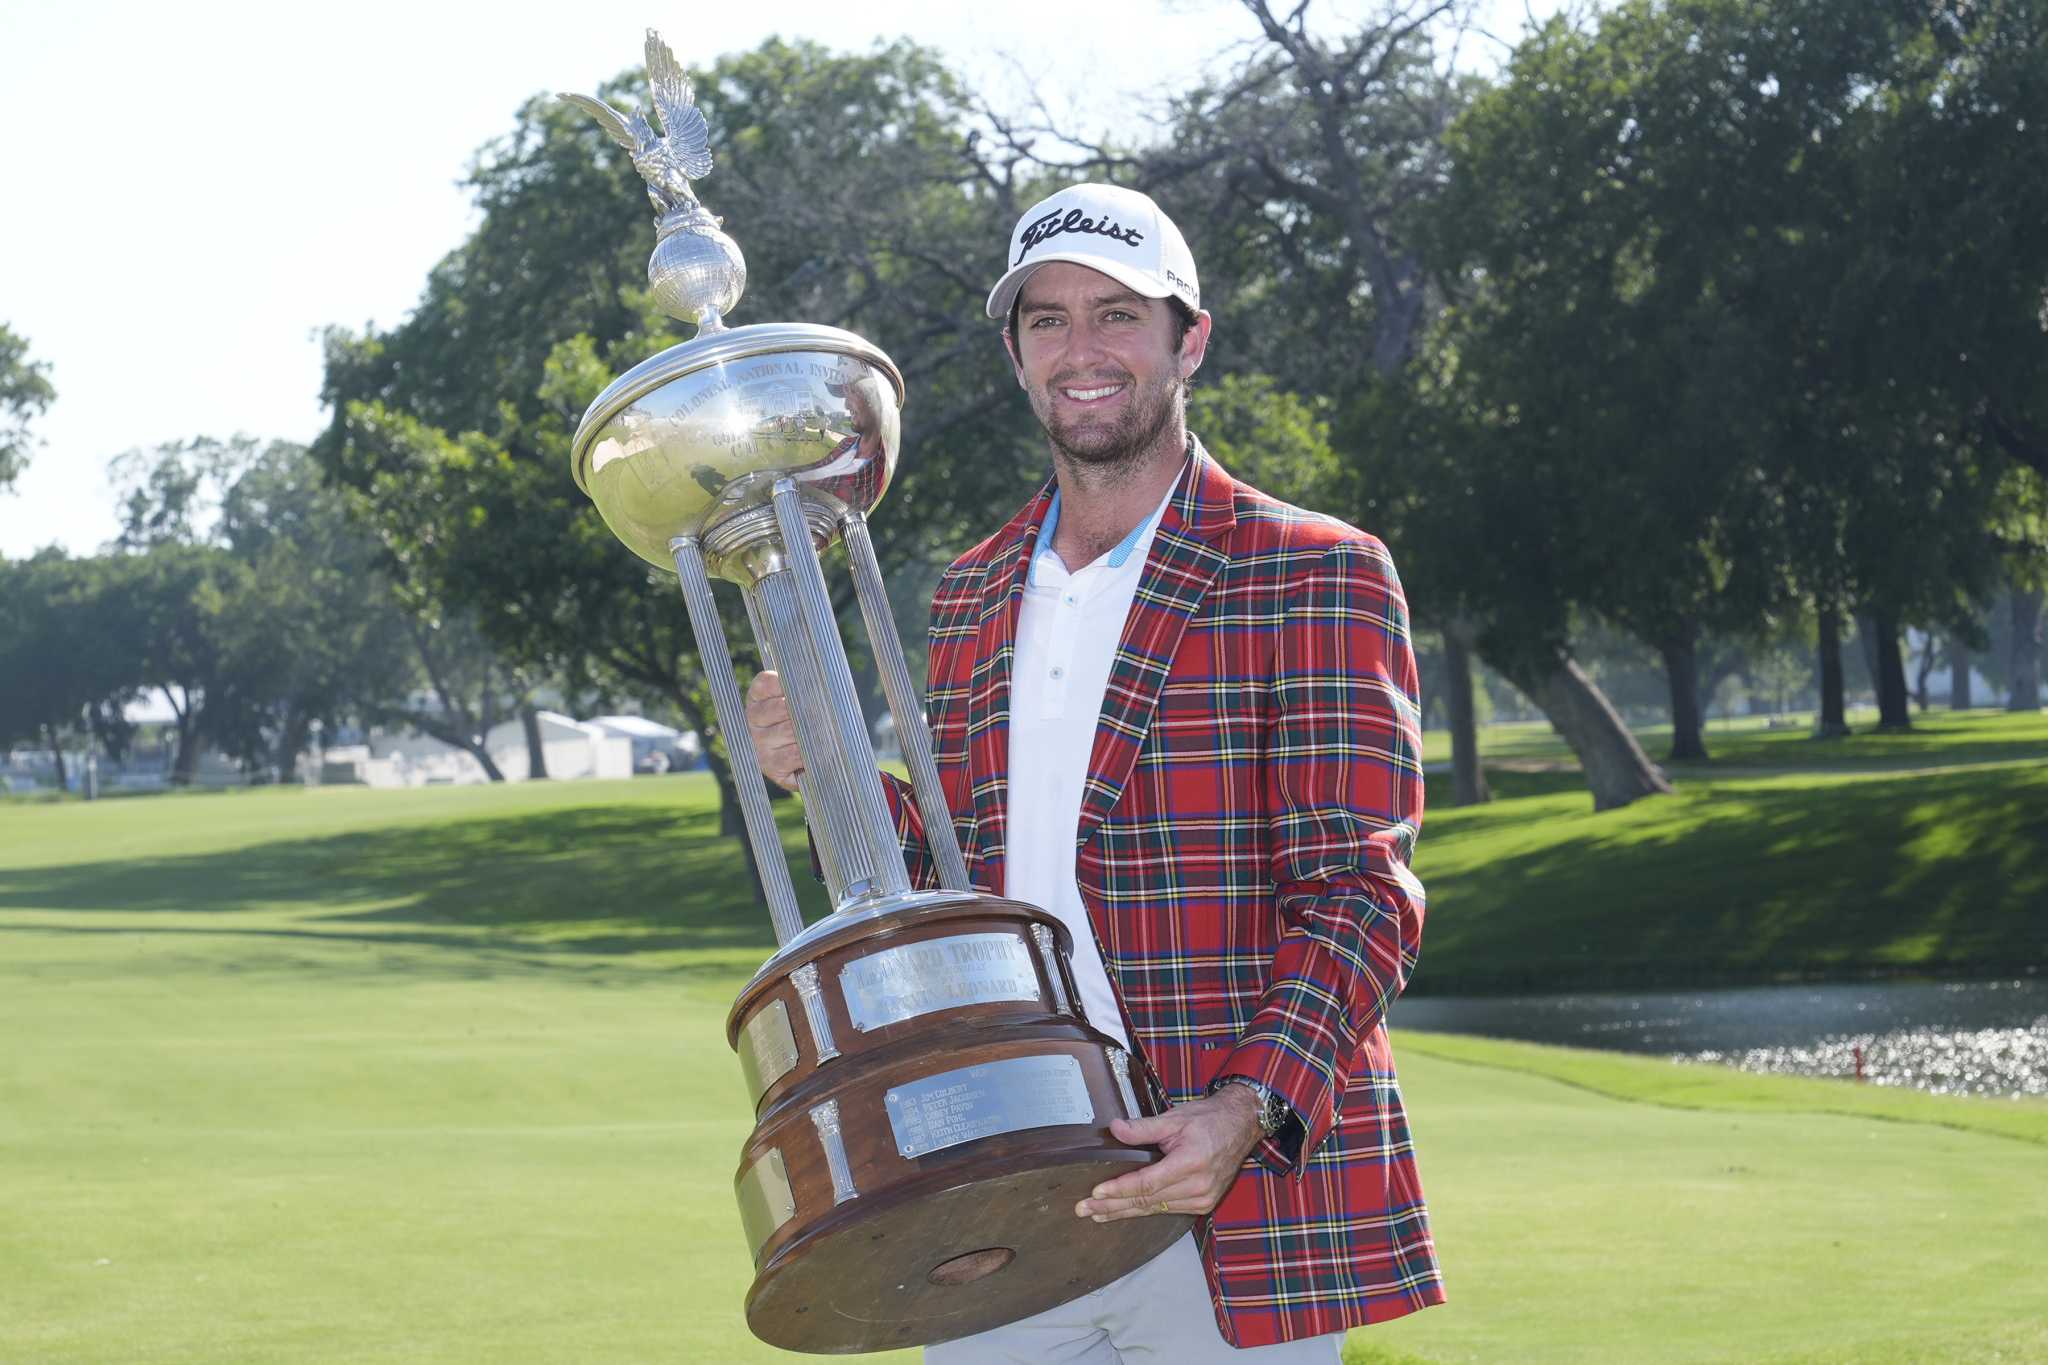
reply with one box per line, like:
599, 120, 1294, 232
1393, 978, 2046, 1099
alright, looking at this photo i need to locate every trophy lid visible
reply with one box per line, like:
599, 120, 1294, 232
569, 323, 904, 502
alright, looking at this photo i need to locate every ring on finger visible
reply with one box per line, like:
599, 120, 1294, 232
1154, 1200, 1171, 1215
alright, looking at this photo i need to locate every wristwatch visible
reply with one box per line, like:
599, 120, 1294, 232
1207, 1074, 1290, 1138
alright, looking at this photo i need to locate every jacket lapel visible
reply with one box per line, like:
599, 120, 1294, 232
1074, 447, 1237, 851
963, 481, 1055, 895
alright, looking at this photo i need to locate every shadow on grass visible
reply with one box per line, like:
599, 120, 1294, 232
1420, 768, 1584, 826
1415, 763, 2048, 994
0, 801, 831, 959
1687, 712, 2048, 773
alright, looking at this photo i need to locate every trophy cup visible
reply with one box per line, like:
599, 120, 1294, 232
562, 33, 1189, 1354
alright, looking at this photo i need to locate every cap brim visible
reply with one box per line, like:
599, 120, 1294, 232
984, 253, 1177, 321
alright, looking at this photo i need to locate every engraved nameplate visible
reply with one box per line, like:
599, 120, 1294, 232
738, 999, 800, 1105
840, 932, 1041, 1033
885, 1054, 1093, 1159
735, 1148, 795, 1260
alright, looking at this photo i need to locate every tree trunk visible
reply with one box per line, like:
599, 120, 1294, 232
2012, 589, 2043, 711
1949, 639, 1972, 710
273, 707, 311, 785
1443, 620, 1491, 807
400, 618, 506, 781
1912, 633, 1937, 712
1871, 608, 1911, 729
379, 706, 507, 782
1495, 649, 1674, 811
1815, 607, 1850, 737
1415, 640, 1442, 743
1657, 627, 1709, 763
1700, 643, 1746, 717
1854, 611, 1882, 701
520, 706, 549, 780
45, 724, 68, 792
172, 725, 203, 785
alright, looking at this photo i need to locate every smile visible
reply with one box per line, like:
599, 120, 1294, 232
1060, 384, 1125, 402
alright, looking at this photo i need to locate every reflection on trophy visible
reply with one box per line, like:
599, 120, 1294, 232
562, 32, 1189, 1354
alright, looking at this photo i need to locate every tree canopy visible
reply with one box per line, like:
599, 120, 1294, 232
0, 323, 56, 492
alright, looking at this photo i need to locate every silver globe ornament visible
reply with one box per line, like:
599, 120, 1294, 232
649, 204, 748, 332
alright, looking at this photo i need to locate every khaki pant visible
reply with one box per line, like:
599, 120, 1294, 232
924, 1233, 1345, 1364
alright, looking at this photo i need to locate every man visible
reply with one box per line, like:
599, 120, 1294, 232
747, 183, 1443, 1360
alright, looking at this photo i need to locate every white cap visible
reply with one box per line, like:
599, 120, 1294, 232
985, 183, 1200, 321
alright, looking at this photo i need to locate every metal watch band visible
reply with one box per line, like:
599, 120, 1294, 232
1208, 1074, 1289, 1137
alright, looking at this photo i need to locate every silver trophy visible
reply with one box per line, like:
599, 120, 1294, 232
563, 33, 1186, 1354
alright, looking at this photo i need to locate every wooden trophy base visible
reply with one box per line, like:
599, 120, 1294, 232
746, 1141, 1189, 1353
727, 894, 1193, 1353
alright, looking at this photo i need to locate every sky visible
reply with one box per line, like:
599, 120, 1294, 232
0, 0, 1553, 559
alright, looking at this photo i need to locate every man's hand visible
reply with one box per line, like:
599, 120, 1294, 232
745, 671, 803, 792
1074, 1086, 1263, 1221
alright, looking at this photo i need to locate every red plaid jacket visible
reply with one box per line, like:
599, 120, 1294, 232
882, 443, 1444, 1346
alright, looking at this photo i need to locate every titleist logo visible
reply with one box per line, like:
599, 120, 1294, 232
1014, 208, 1145, 264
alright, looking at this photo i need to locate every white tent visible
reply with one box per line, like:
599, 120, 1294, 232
482, 711, 632, 781
589, 715, 702, 772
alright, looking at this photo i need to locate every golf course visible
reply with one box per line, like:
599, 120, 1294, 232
4, 711, 2045, 1362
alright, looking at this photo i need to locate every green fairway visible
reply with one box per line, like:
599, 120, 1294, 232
1413, 709, 2048, 991
3, 739, 2044, 1362
1419, 705, 2048, 774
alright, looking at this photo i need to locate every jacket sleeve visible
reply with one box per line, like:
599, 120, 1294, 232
1216, 536, 1427, 1174
879, 770, 942, 891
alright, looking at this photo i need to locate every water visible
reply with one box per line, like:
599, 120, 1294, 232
1392, 979, 2047, 1098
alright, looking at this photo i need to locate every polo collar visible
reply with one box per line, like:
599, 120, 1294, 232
1029, 483, 1171, 585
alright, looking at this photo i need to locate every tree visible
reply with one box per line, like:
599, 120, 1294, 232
2011, 589, 2043, 711
371, 606, 515, 783
107, 437, 419, 783
1842, 1, 2048, 488
0, 323, 55, 493
1134, 3, 1501, 808
206, 442, 415, 779
1428, 0, 1875, 762
1128, 0, 1674, 808
124, 541, 242, 784
1425, 0, 2043, 762
0, 551, 142, 781
1188, 373, 1345, 511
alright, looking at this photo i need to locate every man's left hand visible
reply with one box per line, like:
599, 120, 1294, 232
1074, 1086, 1263, 1221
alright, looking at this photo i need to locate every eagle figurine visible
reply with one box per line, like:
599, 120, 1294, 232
560, 29, 716, 222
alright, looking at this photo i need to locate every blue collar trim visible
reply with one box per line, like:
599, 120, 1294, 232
1033, 487, 1159, 583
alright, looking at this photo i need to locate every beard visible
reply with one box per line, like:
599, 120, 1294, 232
1029, 367, 1185, 471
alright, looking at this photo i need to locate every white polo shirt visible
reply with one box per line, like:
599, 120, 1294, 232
1003, 483, 1176, 1051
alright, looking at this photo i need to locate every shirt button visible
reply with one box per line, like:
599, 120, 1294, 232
1064, 594, 1078, 606
1050, 667, 1065, 680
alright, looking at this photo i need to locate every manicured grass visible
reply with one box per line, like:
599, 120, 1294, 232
1395, 1032, 2048, 1149
1353, 1036, 2048, 1365
1417, 704, 2048, 773
1668, 706, 2048, 772
3, 727, 2044, 1361
4, 873, 2042, 1361
1412, 710, 2048, 992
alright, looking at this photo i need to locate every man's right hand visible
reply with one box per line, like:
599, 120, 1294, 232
745, 670, 804, 792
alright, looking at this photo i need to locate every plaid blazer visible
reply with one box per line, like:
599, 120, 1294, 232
882, 443, 1444, 1346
